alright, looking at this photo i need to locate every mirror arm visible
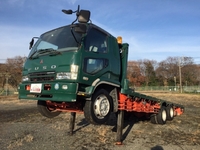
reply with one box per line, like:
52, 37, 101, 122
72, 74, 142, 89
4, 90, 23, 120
70, 28, 80, 46
71, 17, 78, 25
71, 5, 80, 25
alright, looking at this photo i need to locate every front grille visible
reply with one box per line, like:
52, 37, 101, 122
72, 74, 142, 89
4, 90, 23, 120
29, 71, 55, 82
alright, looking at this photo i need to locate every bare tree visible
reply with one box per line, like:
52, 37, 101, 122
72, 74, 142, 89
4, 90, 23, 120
156, 57, 197, 86
138, 59, 158, 86
156, 57, 179, 86
127, 61, 145, 86
5, 56, 25, 90
181, 57, 198, 86
0, 63, 8, 89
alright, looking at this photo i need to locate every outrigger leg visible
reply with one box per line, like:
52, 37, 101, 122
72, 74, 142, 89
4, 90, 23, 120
116, 110, 124, 145
69, 112, 76, 135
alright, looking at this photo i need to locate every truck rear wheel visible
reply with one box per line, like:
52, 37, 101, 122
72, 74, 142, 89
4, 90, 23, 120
37, 100, 61, 118
166, 105, 174, 121
150, 114, 158, 124
150, 107, 167, 124
83, 89, 112, 124
157, 107, 167, 125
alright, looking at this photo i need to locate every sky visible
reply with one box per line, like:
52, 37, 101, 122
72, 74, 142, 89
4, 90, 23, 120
0, 0, 200, 63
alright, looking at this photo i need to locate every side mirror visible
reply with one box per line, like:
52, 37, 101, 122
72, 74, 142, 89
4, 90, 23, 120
29, 37, 39, 50
29, 38, 34, 50
62, 6, 91, 24
78, 10, 90, 23
62, 9, 73, 14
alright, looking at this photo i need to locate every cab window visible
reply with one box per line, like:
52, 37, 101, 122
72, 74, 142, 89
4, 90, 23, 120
84, 28, 107, 53
84, 58, 108, 74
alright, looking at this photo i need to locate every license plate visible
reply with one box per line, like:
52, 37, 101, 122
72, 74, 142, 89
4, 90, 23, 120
30, 83, 42, 93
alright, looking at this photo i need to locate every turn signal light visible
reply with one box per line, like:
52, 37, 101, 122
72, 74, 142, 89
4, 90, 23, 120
25, 85, 30, 91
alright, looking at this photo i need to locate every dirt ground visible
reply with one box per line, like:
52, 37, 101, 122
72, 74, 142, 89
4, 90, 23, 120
0, 92, 199, 150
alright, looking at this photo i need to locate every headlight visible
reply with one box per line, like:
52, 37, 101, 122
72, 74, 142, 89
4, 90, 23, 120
71, 64, 79, 73
56, 72, 78, 80
70, 64, 78, 80
56, 65, 79, 80
56, 72, 71, 80
22, 76, 29, 82
71, 72, 78, 80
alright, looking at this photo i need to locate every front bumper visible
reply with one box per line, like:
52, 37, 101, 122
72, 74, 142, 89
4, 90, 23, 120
18, 82, 78, 102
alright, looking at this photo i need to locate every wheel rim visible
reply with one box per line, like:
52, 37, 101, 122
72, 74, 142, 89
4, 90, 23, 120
93, 94, 110, 119
170, 107, 174, 118
162, 109, 167, 121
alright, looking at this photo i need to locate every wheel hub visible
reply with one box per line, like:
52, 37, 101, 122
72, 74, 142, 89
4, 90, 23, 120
162, 109, 167, 121
170, 107, 174, 117
93, 94, 110, 119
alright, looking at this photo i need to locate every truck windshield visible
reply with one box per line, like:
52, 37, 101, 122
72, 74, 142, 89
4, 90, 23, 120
28, 25, 82, 59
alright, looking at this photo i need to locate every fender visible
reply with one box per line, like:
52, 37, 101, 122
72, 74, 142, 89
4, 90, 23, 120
81, 78, 120, 112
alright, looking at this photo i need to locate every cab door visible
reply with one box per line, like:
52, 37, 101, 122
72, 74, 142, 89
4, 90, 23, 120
80, 27, 110, 85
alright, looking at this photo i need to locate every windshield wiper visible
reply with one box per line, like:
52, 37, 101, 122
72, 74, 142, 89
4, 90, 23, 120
39, 48, 62, 56
37, 48, 55, 53
49, 50, 62, 56
29, 48, 61, 59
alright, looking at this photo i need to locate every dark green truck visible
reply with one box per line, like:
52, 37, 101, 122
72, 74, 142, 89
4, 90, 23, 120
18, 6, 184, 143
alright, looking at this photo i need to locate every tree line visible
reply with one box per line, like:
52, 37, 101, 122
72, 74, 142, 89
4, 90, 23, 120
0, 56, 199, 91
127, 56, 200, 87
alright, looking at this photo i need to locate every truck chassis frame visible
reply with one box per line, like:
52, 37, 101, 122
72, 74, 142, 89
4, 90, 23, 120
43, 92, 184, 144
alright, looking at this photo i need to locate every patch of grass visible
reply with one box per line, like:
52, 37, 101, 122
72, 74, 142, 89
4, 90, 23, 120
7, 134, 34, 149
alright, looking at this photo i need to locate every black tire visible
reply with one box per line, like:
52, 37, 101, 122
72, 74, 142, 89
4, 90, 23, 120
157, 107, 167, 125
166, 105, 174, 121
83, 89, 112, 124
150, 114, 158, 124
37, 100, 61, 118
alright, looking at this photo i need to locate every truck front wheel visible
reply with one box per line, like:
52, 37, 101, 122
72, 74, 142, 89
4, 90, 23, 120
83, 89, 112, 124
37, 100, 61, 118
